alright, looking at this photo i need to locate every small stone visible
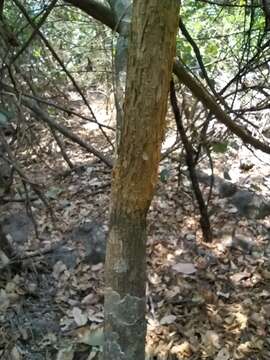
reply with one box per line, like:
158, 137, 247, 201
185, 233, 196, 242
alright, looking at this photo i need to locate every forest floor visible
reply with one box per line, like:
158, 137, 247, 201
1, 92, 270, 360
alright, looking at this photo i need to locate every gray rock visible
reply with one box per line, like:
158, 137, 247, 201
70, 221, 106, 264
233, 235, 255, 253
194, 169, 270, 219
219, 181, 238, 198
230, 190, 270, 219
29, 317, 60, 337
46, 246, 78, 269
219, 232, 256, 254
1, 212, 34, 244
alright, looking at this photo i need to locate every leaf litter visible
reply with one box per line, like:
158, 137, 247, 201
0, 110, 270, 359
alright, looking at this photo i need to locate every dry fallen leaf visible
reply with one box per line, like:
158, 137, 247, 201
214, 347, 230, 360
10, 346, 22, 360
202, 330, 221, 350
0, 289, 10, 312
72, 307, 88, 326
56, 345, 74, 360
172, 262, 197, 275
159, 314, 176, 325
235, 311, 248, 330
81, 293, 96, 305
75, 325, 104, 346
230, 271, 250, 283
87, 310, 104, 323
0, 249, 10, 268
261, 269, 270, 280
171, 341, 193, 357
91, 263, 103, 271
53, 261, 67, 279
87, 350, 98, 360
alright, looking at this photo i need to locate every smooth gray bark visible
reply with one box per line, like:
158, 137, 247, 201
108, 0, 131, 147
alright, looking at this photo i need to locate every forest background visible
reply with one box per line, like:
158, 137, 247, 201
1, 0, 270, 359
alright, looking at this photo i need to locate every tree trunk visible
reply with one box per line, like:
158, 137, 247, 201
104, 1, 180, 360
109, 0, 132, 150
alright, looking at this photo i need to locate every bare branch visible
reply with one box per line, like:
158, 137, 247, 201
64, 0, 117, 31
0, 0, 4, 20
170, 79, 212, 243
173, 59, 270, 154
12, 0, 113, 148
6, 0, 58, 68
0, 82, 113, 167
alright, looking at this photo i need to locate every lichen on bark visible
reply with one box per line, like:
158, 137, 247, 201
105, 289, 146, 360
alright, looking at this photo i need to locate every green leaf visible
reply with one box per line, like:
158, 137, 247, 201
211, 142, 228, 153
33, 48, 42, 58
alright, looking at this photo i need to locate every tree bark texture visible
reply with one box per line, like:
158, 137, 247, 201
104, 1, 179, 360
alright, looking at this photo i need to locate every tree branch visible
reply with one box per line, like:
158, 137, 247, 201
198, 0, 259, 8
64, 0, 117, 31
1, 82, 113, 168
170, 79, 212, 242
0, 0, 4, 20
173, 59, 270, 154
62, 1, 270, 156
12, 0, 113, 148
7, 0, 58, 68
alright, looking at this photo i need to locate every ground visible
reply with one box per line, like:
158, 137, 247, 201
0, 93, 270, 360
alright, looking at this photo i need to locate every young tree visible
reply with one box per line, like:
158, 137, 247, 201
104, 1, 180, 360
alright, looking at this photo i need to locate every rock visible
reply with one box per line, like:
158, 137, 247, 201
185, 233, 196, 242
219, 181, 238, 198
30, 317, 60, 338
219, 232, 255, 254
70, 221, 106, 264
233, 235, 255, 253
230, 190, 253, 216
223, 169, 232, 180
46, 246, 78, 269
230, 190, 270, 219
194, 170, 270, 218
1, 212, 34, 244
